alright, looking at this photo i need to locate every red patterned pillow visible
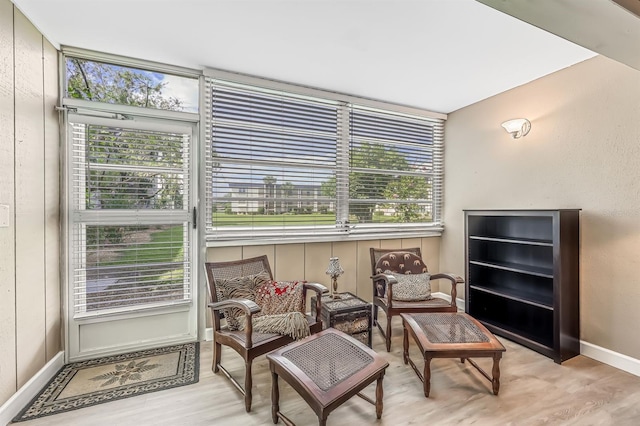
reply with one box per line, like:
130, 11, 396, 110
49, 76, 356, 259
255, 280, 306, 316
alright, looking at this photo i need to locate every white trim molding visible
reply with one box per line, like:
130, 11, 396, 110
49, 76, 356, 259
580, 340, 640, 378
0, 352, 64, 426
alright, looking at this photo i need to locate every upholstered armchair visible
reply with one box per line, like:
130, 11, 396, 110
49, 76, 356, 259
204, 255, 326, 412
370, 247, 463, 352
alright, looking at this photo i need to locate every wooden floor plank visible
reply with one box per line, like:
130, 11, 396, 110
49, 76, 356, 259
14, 316, 640, 425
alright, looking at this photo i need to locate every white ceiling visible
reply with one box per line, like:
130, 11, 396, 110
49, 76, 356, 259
12, 0, 596, 114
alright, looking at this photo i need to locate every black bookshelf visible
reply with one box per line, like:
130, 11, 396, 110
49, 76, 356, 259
465, 210, 580, 363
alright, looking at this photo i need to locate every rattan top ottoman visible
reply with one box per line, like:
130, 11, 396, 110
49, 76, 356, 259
267, 328, 388, 426
401, 312, 506, 397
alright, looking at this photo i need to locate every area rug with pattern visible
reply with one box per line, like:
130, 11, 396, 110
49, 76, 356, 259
13, 342, 199, 422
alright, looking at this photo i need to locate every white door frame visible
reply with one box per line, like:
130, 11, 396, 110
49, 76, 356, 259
63, 105, 199, 362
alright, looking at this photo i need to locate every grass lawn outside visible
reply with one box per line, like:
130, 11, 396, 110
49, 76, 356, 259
211, 212, 403, 226
212, 212, 337, 226
86, 225, 186, 311
106, 225, 185, 267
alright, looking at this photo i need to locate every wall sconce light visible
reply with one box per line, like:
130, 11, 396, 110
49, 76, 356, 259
501, 118, 531, 139
325, 257, 344, 299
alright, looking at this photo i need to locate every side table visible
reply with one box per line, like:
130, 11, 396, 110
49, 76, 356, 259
310, 292, 372, 347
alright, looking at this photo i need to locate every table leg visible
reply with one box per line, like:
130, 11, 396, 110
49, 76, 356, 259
492, 353, 502, 395
424, 356, 432, 397
402, 322, 409, 365
375, 373, 384, 419
271, 371, 279, 424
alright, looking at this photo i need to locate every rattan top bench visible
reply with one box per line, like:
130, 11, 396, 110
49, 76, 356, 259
267, 328, 389, 425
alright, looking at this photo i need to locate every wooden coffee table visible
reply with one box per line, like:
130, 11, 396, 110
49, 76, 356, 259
401, 312, 506, 397
266, 328, 389, 425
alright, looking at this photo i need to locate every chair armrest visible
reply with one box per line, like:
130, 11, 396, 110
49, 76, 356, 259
303, 282, 327, 295
208, 299, 261, 348
430, 273, 464, 308
371, 273, 399, 285
303, 282, 328, 320
208, 298, 261, 315
431, 273, 464, 284
371, 273, 398, 307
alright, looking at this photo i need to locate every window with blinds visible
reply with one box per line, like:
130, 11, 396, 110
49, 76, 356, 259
205, 77, 444, 241
206, 81, 342, 239
349, 107, 444, 231
70, 119, 192, 316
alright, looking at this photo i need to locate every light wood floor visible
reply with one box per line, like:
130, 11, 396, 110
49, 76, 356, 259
15, 317, 640, 425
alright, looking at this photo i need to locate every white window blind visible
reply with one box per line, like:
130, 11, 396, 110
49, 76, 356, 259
70, 118, 192, 316
348, 106, 444, 231
205, 80, 343, 239
205, 77, 445, 242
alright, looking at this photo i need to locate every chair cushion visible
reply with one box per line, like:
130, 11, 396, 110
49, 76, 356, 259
217, 271, 271, 330
219, 275, 309, 339
375, 251, 428, 275
224, 315, 320, 346
387, 272, 432, 301
255, 280, 306, 316
376, 295, 453, 310
374, 251, 429, 298
250, 311, 310, 340
252, 280, 309, 339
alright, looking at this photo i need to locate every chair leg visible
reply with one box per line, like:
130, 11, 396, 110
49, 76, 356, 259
386, 314, 392, 352
245, 360, 253, 412
373, 305, 379, 326
212, 341, 221, 373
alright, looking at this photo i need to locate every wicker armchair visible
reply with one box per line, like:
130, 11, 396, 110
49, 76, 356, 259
370, 247, 463, 352
204, 255, 326, 412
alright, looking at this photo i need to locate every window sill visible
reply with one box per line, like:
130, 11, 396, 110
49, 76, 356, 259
206, 228, 443, 247
73, 300, 193, 323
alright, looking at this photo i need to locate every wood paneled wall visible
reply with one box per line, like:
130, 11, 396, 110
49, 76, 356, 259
206, 237, 443, 309
0, 1, 60, 406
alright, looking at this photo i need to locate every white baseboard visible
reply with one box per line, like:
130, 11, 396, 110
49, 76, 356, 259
580, 340, 640, 377
0, 351, 64, 426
